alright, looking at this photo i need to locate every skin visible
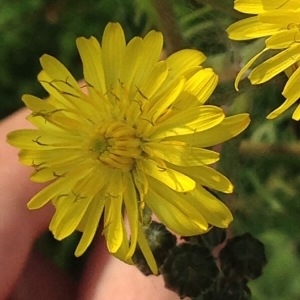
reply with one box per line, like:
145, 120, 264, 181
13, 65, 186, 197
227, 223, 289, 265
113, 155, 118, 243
0, 109, 180, 300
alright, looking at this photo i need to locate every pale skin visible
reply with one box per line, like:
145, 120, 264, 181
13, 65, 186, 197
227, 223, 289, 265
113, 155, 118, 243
0, 109, 181, 300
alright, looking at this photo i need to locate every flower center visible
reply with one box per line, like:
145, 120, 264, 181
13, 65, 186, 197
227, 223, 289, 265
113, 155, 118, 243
89, 122, 141, 171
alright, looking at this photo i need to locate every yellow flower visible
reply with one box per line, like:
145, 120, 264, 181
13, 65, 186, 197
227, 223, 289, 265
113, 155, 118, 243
7, 22, 249, 273
227, 0, 300, 120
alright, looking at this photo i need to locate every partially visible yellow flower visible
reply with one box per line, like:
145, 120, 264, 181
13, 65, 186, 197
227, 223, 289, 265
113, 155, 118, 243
7, 22, 250, 273
227, 0, 300, 120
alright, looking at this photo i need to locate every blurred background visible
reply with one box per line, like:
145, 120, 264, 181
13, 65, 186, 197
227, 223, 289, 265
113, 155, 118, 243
1, 0, 300, 299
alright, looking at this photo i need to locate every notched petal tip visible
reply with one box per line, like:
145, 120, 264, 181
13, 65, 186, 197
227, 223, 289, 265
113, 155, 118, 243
39, 53, 55, 66
102, 22, 125, 46
27, 197, 46, 210
144, 29, 163, 43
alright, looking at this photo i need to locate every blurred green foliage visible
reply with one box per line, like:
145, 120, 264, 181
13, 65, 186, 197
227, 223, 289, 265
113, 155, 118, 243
1, 0, 300, 299
0, 0, 153, 118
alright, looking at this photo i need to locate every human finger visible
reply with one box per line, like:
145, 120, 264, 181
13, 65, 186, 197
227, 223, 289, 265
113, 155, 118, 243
78, 233, 181, 300
8, 250, 76, 300
0, 109, 53, 297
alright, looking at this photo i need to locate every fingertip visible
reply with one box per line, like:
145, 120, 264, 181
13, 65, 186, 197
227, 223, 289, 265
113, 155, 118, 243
78, 235, 180, 300
0, 109, 54, 296
9, 250, 77, 300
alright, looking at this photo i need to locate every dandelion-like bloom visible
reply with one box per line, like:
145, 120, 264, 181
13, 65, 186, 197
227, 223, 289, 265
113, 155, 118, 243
7, 22, 249, 273
227, 0, 300, 120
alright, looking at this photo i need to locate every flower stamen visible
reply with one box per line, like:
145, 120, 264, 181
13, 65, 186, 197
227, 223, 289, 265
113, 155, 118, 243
89, 121, 141, 171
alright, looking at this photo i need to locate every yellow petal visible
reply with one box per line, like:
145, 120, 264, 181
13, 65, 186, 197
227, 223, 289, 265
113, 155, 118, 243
235, 0, 300, 12
22, 95, 90, 133
174, 68, 218, 108
134, 61, 168, 100
22, 94, 56, 112
103, 173, 124, 253
169, 113, 250, 147
27, 163, 92, 209
76, 36, 106, 94
227, 16, 280, 40
132, 161, 148, 200
265, 28, 300, 49
104, 196, 124, 253
132, 30, 163, 88
181, 165, 234, 193
27, 179, 66, 208
234, 0, 264, 13
259, 10, 300, 25
37, 70, 75, 110
145, 77, 185, 124
142, 158, 195, 192
189, 186, 233, 228
75, 196, 105, 256
111, 221, 132, 265
292, 104, 300, 120
262, 0, 300, 10
282, 66, 300, 99
50, 194, 92, 241
267, 67, 300, 119
50, 167, 104, 240
101, 22, 126, 91
7, 128, 83, 150
119, 37, 143, 87
249, 44, 300, 84
148, 106, 224, 140
146, 179, 209, 235
6, 129, 37, 149
126, 61, 168, 125
39, 54, 81, 97
143, 141, 219, 166
38, 70, 99, 122
166, 49, 206, 80
7, 129, 54, 150
192, 68, 218, 104
137, 227, 158, 274
235, 48, 268, 90
40, 54, 78, 85
123, 173, 139, 259
18, 148, 81, 167
27, 110, 90, 134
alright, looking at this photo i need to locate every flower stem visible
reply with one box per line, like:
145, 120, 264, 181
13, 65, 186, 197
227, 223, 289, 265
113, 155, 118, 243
151, 0, 185, 54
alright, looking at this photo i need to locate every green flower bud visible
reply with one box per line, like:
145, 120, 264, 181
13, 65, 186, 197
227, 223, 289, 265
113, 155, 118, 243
133, 221, 177, 275
220, 233, 267, 281
161, 243, 219, 298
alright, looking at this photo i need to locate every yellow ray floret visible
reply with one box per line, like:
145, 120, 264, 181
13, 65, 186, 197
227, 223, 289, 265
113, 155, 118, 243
227, 0, 300, 120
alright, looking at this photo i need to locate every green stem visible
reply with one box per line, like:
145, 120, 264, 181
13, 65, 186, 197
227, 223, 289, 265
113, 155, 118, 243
151, 0, 185, 54
240, 141, 300, 157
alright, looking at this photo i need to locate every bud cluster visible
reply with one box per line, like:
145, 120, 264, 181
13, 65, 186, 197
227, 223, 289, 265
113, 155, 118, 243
133, 222, 267, 299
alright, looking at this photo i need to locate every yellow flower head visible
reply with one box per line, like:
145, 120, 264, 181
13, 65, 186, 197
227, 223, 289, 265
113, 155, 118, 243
7, 22, 249, 273
227, 0, 300, 120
